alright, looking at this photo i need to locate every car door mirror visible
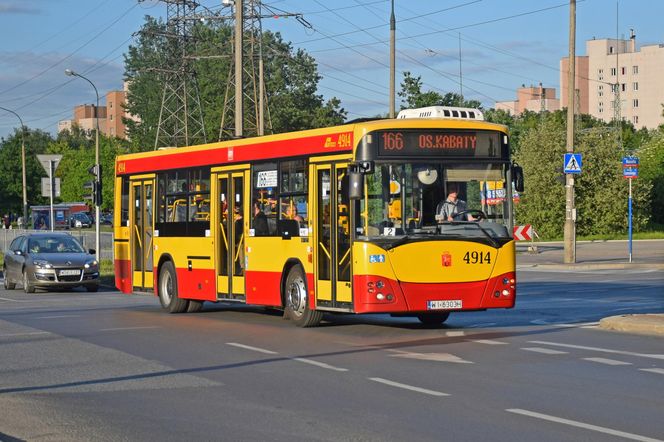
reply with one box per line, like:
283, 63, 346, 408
88, 249, 96, 255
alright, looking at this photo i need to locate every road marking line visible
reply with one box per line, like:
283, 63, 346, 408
552, 322, 599, 328
528, 341, 664, 360
583, 357, 632, 366
506, 408, 663, 442
388, 350, 473, 364
471, 339, 509, 345
445, 331, 465, 337
640, 368, 664, 375
99, 326, 161, 332
226, 342, 278, 354
0, 331, 52, 337
521, 347, 568, 355
468, 322, 497, 328
369, 377, 449, 397
292, 358, 348, 372
0, 297, 31, 303
36, 315, 80, 319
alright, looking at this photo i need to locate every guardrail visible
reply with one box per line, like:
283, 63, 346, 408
1, 228, 114, 261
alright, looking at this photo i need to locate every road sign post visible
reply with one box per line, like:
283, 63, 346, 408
37, 154, 62, 232
622, 156, 639, 263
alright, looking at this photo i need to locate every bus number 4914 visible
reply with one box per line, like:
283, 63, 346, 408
463, 251, 491, 264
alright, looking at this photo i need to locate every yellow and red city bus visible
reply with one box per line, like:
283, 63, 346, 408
114, 106, 523, 327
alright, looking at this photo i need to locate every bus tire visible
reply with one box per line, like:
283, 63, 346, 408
158, 261, 189, 313
23, 270, 35, 293
186, 300, 203, 313
417, 312, 450, 327
3, 267, 15, 290
284, 266, 322, 327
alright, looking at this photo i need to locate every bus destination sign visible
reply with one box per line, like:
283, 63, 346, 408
375, 130, 501, 158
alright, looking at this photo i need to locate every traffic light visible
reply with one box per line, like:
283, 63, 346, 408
87, 164, 103, 206
83, 180, 95, 202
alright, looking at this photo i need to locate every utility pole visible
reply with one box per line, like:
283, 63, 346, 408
234, 0, 244, 138
389, 0, 395, 118
564, 0, 576, 263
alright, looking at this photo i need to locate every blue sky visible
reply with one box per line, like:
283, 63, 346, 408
0, 0, 662, 140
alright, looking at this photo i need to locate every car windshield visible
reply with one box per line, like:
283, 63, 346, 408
28, 236, 85, 254
357, 161, 514, 240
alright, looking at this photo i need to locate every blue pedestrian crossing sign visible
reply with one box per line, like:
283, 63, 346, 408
564, 153, 582, 174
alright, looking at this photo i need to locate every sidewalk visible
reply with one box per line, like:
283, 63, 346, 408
516, 239, 664, 337
516, 239, 664, 270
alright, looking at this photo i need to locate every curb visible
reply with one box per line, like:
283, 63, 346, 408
598, 314, 664, 337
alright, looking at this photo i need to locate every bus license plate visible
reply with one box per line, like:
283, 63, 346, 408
427, 300, 462, 310
59, 269, 81, 276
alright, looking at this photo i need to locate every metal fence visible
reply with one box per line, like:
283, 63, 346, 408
1, 228, 114, 261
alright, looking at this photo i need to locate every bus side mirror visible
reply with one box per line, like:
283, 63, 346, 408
512, 163, 524, 193
349, 171, 364, 200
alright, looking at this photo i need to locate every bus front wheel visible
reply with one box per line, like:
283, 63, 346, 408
417, 312, 450, 327
284, 266, 322, 327
158, 261, 189, 313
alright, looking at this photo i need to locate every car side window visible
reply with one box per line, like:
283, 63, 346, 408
17, 237, 27, 253
9, 236, 22, 251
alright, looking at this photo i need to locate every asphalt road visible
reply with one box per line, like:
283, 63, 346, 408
0, 263, 662, 441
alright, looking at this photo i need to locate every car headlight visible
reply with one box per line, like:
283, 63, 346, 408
84, 260, 98, 269
34, 260, 53, 269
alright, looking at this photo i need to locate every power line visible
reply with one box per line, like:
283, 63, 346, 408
0, 3, 139, 97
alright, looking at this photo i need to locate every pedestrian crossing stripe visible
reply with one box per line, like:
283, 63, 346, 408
564, 153, 582, 173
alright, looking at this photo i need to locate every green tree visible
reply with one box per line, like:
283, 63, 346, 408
50, 127, 130, 211
398, 71, 482, 110
639, 128, 664, 225
124, 19, 346, 149
514, 114, 651, 238
0, 128, 54, 214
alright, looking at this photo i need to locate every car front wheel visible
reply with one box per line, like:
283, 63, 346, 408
23, 270, 35, 293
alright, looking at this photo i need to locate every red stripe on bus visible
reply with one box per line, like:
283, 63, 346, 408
245, 270, 282, 307
117, 132, 353, 175
175, 267, 217, 302
353, 272, 515, 314
114, 259, 132, 294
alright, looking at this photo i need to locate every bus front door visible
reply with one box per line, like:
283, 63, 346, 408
314, 163, 352, 310
215, 169, 247, 300
130, 179, 155, 291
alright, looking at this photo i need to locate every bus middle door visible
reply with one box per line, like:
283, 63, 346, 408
313, 163, 352, 310
214, 168, 248, 300
130, 178, 155, 291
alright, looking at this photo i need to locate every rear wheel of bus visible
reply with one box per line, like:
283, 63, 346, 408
284, 265, 322, 327
417, 312, 450, 327
158, 261, 189, 313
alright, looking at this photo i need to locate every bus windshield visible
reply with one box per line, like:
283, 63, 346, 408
358, 162, 512, 240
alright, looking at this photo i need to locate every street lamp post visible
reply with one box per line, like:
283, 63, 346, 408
65, 69, 101, 261
0, 106, 28, 228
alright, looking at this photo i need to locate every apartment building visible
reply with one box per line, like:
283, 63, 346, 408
59, 83, 130, 139
495, 84, 560, 115
561, 32, 664, 129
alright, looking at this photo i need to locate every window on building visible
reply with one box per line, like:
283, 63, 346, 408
633, 116, 639, 125
109, 101, 113, 109
632, 65, 638, 74
110, 114, 113, 121
621, 83, 626, 92
598, 91, 603, 97
621, 67, 626, 75
610, 67, 617, 76
633, 99, 639, 108
633, 82, 638, 91
609, 46, 614, 54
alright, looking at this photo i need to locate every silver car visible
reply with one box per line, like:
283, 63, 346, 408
3, 233, 100, 293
